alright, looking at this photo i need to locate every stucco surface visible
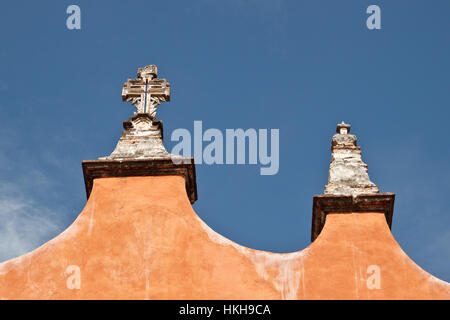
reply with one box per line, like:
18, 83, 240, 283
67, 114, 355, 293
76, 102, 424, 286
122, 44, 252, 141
0, 176, 448, 299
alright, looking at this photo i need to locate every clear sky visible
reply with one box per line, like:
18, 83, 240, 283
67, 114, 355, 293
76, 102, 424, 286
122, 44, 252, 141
0, 0, 449, 282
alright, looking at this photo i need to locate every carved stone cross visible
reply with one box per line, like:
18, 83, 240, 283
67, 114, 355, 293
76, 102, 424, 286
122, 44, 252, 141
122, 65, 171, 117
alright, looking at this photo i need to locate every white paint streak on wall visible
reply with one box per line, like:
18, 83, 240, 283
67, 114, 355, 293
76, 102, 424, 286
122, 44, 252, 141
197, 217, 309, 299
348, 241, 359, 299
87, 199, 96, 236
132, 219, 154, 299
301, 263, 306, 299
145, 269, 151, 300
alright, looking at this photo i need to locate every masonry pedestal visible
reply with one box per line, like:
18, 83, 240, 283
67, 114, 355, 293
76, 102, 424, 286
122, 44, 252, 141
82, 159, 197, 203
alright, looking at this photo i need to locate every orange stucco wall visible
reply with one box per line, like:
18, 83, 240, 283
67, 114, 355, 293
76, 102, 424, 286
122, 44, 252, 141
0, 175, 449, 299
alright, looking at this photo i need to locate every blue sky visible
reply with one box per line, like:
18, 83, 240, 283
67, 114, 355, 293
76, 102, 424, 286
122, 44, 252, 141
0, 0, 449, 282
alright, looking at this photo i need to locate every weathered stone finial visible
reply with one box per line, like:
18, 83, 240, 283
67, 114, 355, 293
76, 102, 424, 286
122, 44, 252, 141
83, 65, 197, 204
122, 65, 170, 117
325, 122, 379, 196
101, 65, 176, 160
311, 122, 395, 242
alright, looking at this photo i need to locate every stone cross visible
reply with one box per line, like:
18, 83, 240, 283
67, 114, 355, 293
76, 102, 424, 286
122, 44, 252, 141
122, 65, 171, 117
